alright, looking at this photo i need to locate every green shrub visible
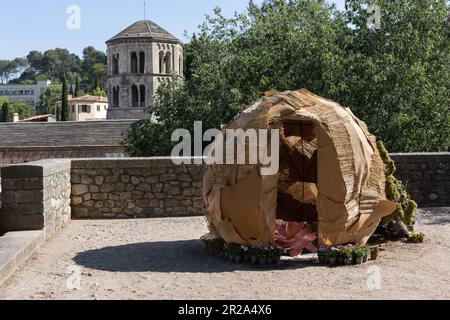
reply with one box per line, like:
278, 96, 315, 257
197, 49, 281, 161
378, 141, 417, 226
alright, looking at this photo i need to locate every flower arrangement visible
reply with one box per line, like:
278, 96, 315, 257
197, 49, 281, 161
275, 222, 317, 257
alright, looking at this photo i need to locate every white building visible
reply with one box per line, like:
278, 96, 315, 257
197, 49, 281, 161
0, 80, 51, 107
69, 95, 109, 122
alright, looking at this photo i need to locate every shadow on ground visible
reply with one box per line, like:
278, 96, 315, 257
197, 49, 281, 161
73, 240, 312, 273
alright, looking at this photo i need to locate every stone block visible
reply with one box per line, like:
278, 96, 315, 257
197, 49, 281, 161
72, 184, 89, 196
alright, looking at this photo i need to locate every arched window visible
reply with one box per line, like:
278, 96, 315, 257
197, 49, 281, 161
179, 56, 183, 75
139, 52, 145, 73
112, 55, 119, 75
164, 52, 172, 74
131, 85, 138, 107
139, 85, 146, 108
130, 52, 138, 73
159, 51, 165, 74
113, 86, 119, 108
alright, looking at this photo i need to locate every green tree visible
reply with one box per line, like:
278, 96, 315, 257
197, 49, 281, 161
124, 0, 449, 155
36, 84, 62, 115
337, 0, 450, 152
1, 102, 10, 122
90, 87, 107, 97
74, 74, 81, 97
60, 76, 69, 121
0, 58, 27, 83
9, 101, 35, 120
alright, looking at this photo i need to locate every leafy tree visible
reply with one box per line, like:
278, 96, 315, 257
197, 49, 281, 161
1, 102, 10, 122
60, 76, 69, 121
7, 46, 107, 94
82, 46, 107, 90
336, 0, 450, 152
124, 0, 449, 155
9, 101, 35, 120
36, 84, 62, 115
90, 87, 107, 97
0, 58, 27, 83
74, 74, 81, 97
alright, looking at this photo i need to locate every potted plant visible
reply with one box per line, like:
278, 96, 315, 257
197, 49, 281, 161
318, 246, 329, 264
363, 246, 369, 263
224, 243, 242, 262
370, 246, 379, 260
256, 248, 268, 265
241, 245, 251, 263
341, 246, 353, 266
328, 247, 338, 266
267, 246, 283, 265
353, 247, 367, 265
248, 246, 258, 264
408, 232, 425, 243
417, 232, 425, 243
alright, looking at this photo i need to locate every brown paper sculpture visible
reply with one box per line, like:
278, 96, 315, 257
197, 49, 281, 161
203, 89, 396, 247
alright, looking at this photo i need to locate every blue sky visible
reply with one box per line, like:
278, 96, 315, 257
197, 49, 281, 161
0, 0, 345, 60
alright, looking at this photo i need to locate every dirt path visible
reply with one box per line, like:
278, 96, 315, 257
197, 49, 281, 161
0, 209, 449, 300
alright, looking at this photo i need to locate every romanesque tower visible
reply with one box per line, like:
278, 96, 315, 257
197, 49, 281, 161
106, 20, 183, 120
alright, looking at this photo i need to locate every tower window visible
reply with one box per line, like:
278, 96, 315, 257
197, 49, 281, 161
112, 54, 119, 75
113, 86, 120, 108
139, 85, 146, 108
159, 51, 165, 74
131, 52, 138, 74
164, 52, 172, 74
139, 52, 145, 73
131, 85, 139, 107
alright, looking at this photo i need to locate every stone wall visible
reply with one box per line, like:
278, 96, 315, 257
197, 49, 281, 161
391, 153, 450, 207
0, 146, 125, 165
70, 158, 205, 219
0, 160, 71, 237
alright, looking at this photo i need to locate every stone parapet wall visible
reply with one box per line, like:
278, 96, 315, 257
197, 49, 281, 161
0, 160, 71, 236
70, 158, 205, 219
391, 153, 450, 207
0, 146, 125, 165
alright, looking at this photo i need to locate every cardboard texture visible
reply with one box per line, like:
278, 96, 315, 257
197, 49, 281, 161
203, 89, 396, 246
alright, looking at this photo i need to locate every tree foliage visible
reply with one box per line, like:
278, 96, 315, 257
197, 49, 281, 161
1, 101, 10, 122
0, 98, 35, 121
60, 77, 69, 121
3, 47, 107, 93
124, 0, 449, 156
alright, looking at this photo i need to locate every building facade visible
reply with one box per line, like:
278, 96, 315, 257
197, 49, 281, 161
0, 80, 51, 107
69, 95, 108, 122
106, 20, 183, 120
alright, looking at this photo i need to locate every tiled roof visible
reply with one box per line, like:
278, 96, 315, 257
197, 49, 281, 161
0, 120, 136, 147
107, 20, 180, 43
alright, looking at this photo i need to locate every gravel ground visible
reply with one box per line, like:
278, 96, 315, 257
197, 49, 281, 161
0, 208, 449, 300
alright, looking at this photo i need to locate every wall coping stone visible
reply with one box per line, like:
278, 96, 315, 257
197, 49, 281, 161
71, 157, 207, 169
1, 159, 71, 178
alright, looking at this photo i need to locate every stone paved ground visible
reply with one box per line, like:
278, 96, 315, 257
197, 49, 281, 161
0, 208, 449, 300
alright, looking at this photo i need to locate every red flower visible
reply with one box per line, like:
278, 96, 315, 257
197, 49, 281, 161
275, 222, 317, 257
